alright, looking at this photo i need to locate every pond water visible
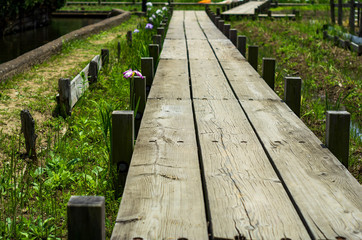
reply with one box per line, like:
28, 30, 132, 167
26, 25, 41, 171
0, 17, 104, 64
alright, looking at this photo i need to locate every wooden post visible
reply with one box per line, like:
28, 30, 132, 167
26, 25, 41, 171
326, 111, 350, 167
284, 76, 302, 117
229, 29, 237, 46
88, 60, 98, 84
223, 24, 231, 37
141, 57, 154, 90
134, 76, 146, 137
216, 7, 221, 16
101, 49, 109, 66
149, 44, 159, 72
360, 9, 362, 37
248, 45, 259, 71
157, 27, 165, 40
153, 35, 162, 50
142, 0, 147, 12
262, 58, 276, 90
338, 0, 343, 25
218, 20, 225, 32
58, 78, 71, 116
117, 41, 121, 61
222, 6, 226, 12
20, 109, 37, 160
268, 10, 272, 17
67, 196, 105, 240
127, 31, 132, 46
349, 0, 355, 34
215, 16, 220, 25
112, 111, 134, 191
237, 35, 247, 57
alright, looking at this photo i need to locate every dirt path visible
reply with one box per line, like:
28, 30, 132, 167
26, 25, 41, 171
0, 31, 124, 137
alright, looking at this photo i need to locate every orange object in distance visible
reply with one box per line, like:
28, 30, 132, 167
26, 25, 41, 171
198, 0, 211, 3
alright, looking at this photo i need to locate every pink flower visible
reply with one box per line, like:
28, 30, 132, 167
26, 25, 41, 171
123, 69, 144, 79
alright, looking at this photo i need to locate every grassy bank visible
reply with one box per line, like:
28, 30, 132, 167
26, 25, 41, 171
228, 6, 361, 180
0, 4, 168, 237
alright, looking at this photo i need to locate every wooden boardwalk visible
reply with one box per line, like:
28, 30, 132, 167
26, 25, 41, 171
222, 0, 269, 16
111, 10, 362, 240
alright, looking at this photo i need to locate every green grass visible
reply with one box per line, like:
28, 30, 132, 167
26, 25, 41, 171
0, 7, 169, 238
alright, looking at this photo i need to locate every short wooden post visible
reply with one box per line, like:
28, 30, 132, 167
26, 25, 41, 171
58, 78, 71, 116
142, 0, 147, 12
218, 20, 225, 32
67, 196, 105, 240
223, 24, 231, 37
141, 57, 154, 90
117, 41, 121, 61
262, 58, 276, 90
248, 45, 259, 71
149, 44, 159, 72
229, 29, 237, 46
127, 31, 132, 45
338, 0, 343, 25
326, 111, 350, 167
330, 0, 335, 23
157, 27, 165, 40
215, 16, 220, 25
284, 76, 302, 117
134, 76, 146, 137
349, 0, 355, 34
153, 35, 162, 50
20, 109, 37, 160
112, 111, 134, 191
89, 60, 98, 84
227, 4, 230, 10
101, 49, 109, 66
216, 7, 221, 16
237, 35, 247, 57
222, 6, 226, 12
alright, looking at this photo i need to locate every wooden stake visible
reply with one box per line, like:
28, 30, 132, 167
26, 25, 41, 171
58, 78, 71, 116
134, 76, 146, 138
248, 45, 259, 71
349, 0, 355, 34
67, 196, 105, 240
117, 41, 121, 61
112, 111, 134, 190
262, 58, 276, 90
237, 35, 247, 57
20, 109, 37, 160
141, 57, 154, 89
229, 29, 237, 46
101, 49, 109, 66
127, 31, 132, 45
338, 0, 342, 25
218, 20, 225, 32
326, 111, 350, 167
284, 76, 302, 117
153, 35, 162, 50
149, 44, 159, 72
223, 24, 231, 37
157, 27, 165, 40
88, 60, 98, 84
216, 7, 221, 16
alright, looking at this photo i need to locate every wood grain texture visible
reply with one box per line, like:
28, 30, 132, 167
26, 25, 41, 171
208, 39, 245, 61
189, 59, 234, 100
148, 59, 190, 100
240, 99, 362, 239
187, 39, 215, 59
111, 99, 208, 240
184, 11, 206, 40
193, 99, 310, 239
160, 39, 187, 60
222, 1, 268, 15
195, 11, 227, 40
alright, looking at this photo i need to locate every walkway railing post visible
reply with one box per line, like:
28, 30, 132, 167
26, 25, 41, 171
153, 35, 162, 50
284, 76, 302, 117
224, 24, 231, 37
248, 45, 259, 71
216, 7, 221, 16
149, 44, 159, 72
101, 49, 109, 66
89, 60, 98, 84
229, 29, 237, 46
134, 76, 146, 137
349, 0, 355, 34
338, 0, 343, 25
20, 109, 37, 160
218, 20, 225, 32
326, 111, 350, 167
330, 0, 335, 23
141, 57, 154, 94
262, 58, 276, 90
112, 111, 134, 195
237, 35, 247, 57
58, 78, 71, 116
67, 196, 105, 240
157, 27, 165, 40
127, 31, 132, 46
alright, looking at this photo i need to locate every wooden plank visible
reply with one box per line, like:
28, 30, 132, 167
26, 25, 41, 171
148, 59, 190, 100
111, 99, 209, 240
222, 1, 268, 15
195, 12, 227, 40
208, 39, 245, 61
193, 99, 310, 239
160, 39, 187, 60
188, 40, 215, 59
240, 99, 362, 239
189, 59, 234, 100
184, 11, 206, 40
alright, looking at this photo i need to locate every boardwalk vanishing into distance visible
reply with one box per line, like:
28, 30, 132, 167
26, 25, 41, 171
110, 10, 362, 240
222, 0, 269, 16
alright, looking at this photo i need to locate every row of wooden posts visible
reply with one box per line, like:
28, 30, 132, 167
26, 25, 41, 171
205, 5, 351, 167
66, 12, 171, 240
330, 0, 362, 36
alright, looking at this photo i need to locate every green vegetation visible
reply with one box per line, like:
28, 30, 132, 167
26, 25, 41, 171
229, 5, 361, 180
0, 4, 169, 238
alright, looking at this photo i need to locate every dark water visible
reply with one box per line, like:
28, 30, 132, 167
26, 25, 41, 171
0, 17, 103, 64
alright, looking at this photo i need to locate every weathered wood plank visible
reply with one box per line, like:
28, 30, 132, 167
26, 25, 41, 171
160, 39, 187, 60
208, 39, 245, 61
111, 99, 208, 240
195, 12, 227, 40
240, 99, 362, 239
189, 59, 234, 100
184, 11, 206, 40
148, 59, 190, 100
222, 1, 268, 15
193, 99, 310, 239
187, 40, 215, 59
